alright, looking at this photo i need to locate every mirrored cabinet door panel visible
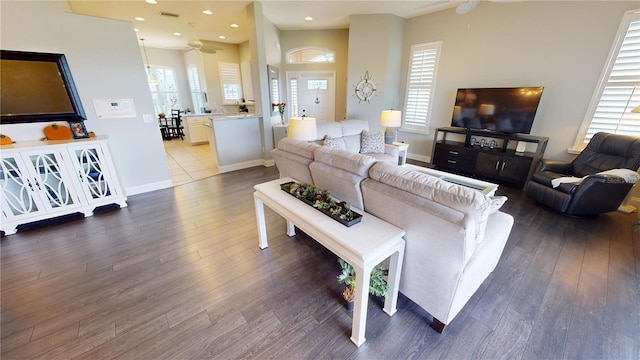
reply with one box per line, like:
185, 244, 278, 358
23, 150, 82, 212
0, 155, 46, 219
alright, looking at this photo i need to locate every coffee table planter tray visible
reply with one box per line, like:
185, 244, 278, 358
280, 181, 362, 227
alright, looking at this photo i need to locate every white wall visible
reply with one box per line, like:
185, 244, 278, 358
401, 1, 638, 161
345, 14, 405, 135
1, 1, 172, 195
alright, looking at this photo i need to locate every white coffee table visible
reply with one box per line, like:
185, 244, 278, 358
403, 164, 499, 196
254, 178, 405, 347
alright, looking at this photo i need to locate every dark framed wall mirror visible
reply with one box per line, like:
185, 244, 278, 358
1, 50, 86, 124
267, 65, 280, 115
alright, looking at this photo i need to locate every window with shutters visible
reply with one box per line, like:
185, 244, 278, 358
187, 65, 205, 113
148, 66, 181, 115
289, 78, 299, 117
403, 41, 442, 133
218, 62, 243, 104
573, 9, 640, 150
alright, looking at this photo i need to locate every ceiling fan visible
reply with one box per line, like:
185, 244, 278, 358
187, 22, 222, 54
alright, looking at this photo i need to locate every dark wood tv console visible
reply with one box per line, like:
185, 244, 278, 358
431, 127, 549, 188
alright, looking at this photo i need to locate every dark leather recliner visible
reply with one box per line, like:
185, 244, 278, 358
525, 132, 640, 216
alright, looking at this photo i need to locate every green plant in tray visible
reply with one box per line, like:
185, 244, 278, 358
282, 182, 357, 222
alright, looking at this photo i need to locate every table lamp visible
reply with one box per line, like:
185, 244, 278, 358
380, 110, 402, 144
288, 117, 317, 141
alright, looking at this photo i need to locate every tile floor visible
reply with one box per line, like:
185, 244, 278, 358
163, 139, 218, 186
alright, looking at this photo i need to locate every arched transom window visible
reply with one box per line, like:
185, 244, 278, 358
286, 47, 334, 64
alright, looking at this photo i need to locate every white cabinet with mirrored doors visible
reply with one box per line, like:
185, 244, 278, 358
1, 138, 127, 235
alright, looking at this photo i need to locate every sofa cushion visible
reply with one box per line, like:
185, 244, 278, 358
360, 130, 385, 154
314, 121, 343, 141
314, 146, 377, 178
323, 135, 347, 150
369, 162, 493, 243
277, 138, 320, 160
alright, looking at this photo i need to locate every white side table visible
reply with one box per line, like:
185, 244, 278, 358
391, 141, 409, 165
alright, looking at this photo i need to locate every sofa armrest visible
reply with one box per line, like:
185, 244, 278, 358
538, 159, 573, 174
384, 144, 400, 163
566, 174, 634, 214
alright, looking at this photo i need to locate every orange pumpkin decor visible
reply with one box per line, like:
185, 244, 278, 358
88, 131, 96, 138
43, 124, 73, 140
0, 134, 14, 145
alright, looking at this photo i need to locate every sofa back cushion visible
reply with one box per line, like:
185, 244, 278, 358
277, 138, 319, 160
314, 146, 377, 177
368, 162, 493, 243
314, 122, 342, 143
340, 120, 369, 152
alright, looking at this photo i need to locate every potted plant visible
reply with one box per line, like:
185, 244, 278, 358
337, 258, 389, 310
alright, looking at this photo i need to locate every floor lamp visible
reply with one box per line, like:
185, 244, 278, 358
380, 110, 402, 144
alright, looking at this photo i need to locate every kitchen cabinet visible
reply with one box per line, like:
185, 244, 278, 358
183, 115, 210, 145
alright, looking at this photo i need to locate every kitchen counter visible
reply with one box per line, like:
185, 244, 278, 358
204, 115, 263, 174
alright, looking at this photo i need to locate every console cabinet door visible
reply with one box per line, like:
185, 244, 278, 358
475, 152, 531, 184
474, 152, 503, 180
21, 149, 84, 213
66, 143, 123, 206
0, 154, 49, 222
499, 156, 532, 184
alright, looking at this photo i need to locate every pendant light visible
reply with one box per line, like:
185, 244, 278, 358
140, 38, 160, 86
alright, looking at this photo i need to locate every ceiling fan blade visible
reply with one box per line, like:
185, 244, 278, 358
456, 0, 479, 14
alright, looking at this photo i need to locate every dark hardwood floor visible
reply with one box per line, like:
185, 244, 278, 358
2, 164, 638, 359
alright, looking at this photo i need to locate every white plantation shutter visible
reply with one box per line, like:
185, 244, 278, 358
575, 10, 640, 147
218, 62, 243, 104
289, 78, 299, 117
187, 65, 205, 112
403, 41, 441, 133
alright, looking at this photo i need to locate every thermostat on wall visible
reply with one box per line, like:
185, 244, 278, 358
93, 98, 137, 118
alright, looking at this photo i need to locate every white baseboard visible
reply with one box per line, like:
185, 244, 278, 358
407, 152, 430, 164
219, 159, 265, 173
125, 179, 173, 196
263, 159, 275, 167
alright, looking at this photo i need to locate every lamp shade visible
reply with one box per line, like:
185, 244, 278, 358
288, 117, 317, 141
380, 110, 402, 127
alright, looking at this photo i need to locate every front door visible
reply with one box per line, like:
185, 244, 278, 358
287, 71, 335, 122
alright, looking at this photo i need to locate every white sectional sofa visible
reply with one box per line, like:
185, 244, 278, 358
270, 133, 514, 332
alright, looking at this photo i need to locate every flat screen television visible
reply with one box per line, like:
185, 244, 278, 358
1, 50, 86, 124
450, 87, 544, 134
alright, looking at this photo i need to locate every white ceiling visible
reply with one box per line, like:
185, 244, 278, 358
65, 0, 463, 50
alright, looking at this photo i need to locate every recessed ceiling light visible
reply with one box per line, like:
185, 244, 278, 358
230, 23, 239, 28
135, 16, 145, 21
218, 35, 226, 39
203, 10, 212, 15
305, 16, 313, 21
134, 28, 140, 32
173, 32, 181, 36
145, 0, 157, 4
